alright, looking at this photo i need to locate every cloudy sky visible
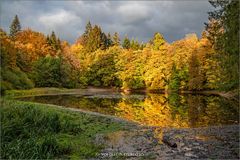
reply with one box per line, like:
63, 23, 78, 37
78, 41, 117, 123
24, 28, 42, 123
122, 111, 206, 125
0, 0, 214, 43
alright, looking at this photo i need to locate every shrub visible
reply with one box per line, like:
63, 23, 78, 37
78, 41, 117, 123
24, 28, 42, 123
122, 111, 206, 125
0, 67, 34, 92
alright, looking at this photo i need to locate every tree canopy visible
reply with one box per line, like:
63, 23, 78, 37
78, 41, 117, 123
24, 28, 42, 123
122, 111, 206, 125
1, 8, 238, 93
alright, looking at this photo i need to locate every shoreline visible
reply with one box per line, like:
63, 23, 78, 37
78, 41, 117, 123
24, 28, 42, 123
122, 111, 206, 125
88, 86, 239, 101
2, 90, 239, 159
5, 87, 239, 101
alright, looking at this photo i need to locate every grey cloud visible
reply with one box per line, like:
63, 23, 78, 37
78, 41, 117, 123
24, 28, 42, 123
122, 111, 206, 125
0, 0, 214, 43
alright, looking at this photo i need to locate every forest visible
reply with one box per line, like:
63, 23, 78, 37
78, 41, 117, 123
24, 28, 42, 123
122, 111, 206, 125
1, 0, 239, 159
0, 0, 239, 94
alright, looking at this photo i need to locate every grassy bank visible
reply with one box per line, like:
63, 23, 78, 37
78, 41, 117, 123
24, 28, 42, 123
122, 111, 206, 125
1, 98, 129, 159
4, 87, 75, 98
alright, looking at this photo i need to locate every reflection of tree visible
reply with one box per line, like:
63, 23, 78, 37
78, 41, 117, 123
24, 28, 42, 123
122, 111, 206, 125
115, 94, 239, 128
187, 95, 206, 127
23, 94, 239, 128
26, 95, 120, 115
115, 94, 190, 128
204, 96, 239, 126
187, 95, 239, 127
168, 93, 188, 123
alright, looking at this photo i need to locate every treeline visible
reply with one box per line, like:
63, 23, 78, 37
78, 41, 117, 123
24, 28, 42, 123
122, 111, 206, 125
0, 0, 238, 93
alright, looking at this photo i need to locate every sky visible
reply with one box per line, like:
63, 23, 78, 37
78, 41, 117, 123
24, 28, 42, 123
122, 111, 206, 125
0, 0, 214, 44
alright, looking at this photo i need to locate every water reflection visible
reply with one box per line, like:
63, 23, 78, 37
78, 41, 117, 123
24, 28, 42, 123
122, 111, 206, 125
18, 93, 239, 128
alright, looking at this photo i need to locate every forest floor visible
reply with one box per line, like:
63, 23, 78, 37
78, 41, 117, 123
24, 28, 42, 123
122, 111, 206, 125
3, 88, 240, 159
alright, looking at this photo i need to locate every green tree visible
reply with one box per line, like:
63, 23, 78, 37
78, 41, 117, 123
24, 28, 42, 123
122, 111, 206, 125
86, 25, 102, 52
152, 32, 165, 50
113, 32, 120, 46
10, 15, 21, 37
122, 35, 130, 49
100, 32, 108, 50
188, 51, 204, 90
87, 48, 121, 87
85, 21, 92, 36
206, 0, 239, 90
47, 31, 61, 51
75, 21, 92, 46
32, 56, 61, 87
139, 42, 146, 50
106, 33, 113, 48
169, 65, 180, 91
83, 21, 92, 46
130, 39, 140, 50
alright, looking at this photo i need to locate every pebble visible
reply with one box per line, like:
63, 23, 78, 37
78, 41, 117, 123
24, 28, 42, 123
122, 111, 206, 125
184, 152, 198, 158
182, 147, 192, 151
192, 142, 200, 145
166, 150, 173, 154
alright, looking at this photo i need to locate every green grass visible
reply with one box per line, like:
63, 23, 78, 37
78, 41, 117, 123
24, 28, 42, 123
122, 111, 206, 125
4, 87, 73, 98
1, 98, 128, 159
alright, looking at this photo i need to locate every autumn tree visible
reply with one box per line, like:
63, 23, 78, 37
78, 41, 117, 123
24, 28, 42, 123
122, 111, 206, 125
59, 42, 82, 88
0, 28, 34, 93
116, 49, 145, 89
10, 15, 21, 37
14, 29, 55, 72
143, 34, 171, 90
0, 29, 16, 69
1, 17, 231, 92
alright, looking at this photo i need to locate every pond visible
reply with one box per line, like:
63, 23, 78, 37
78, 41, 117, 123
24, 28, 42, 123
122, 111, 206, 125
18, 91, 239, 128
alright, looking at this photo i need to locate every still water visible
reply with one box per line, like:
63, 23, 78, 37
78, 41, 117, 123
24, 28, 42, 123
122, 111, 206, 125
18, 91, 239, 128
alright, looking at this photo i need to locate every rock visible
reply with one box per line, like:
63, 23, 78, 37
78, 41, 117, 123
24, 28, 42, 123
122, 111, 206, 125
162, 136, 177, 148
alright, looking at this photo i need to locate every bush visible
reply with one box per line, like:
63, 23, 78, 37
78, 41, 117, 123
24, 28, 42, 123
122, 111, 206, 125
0, 67, 34, 92
32, 56, 61, 87
92, 80, 101, 87
0, 81, 13, 94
